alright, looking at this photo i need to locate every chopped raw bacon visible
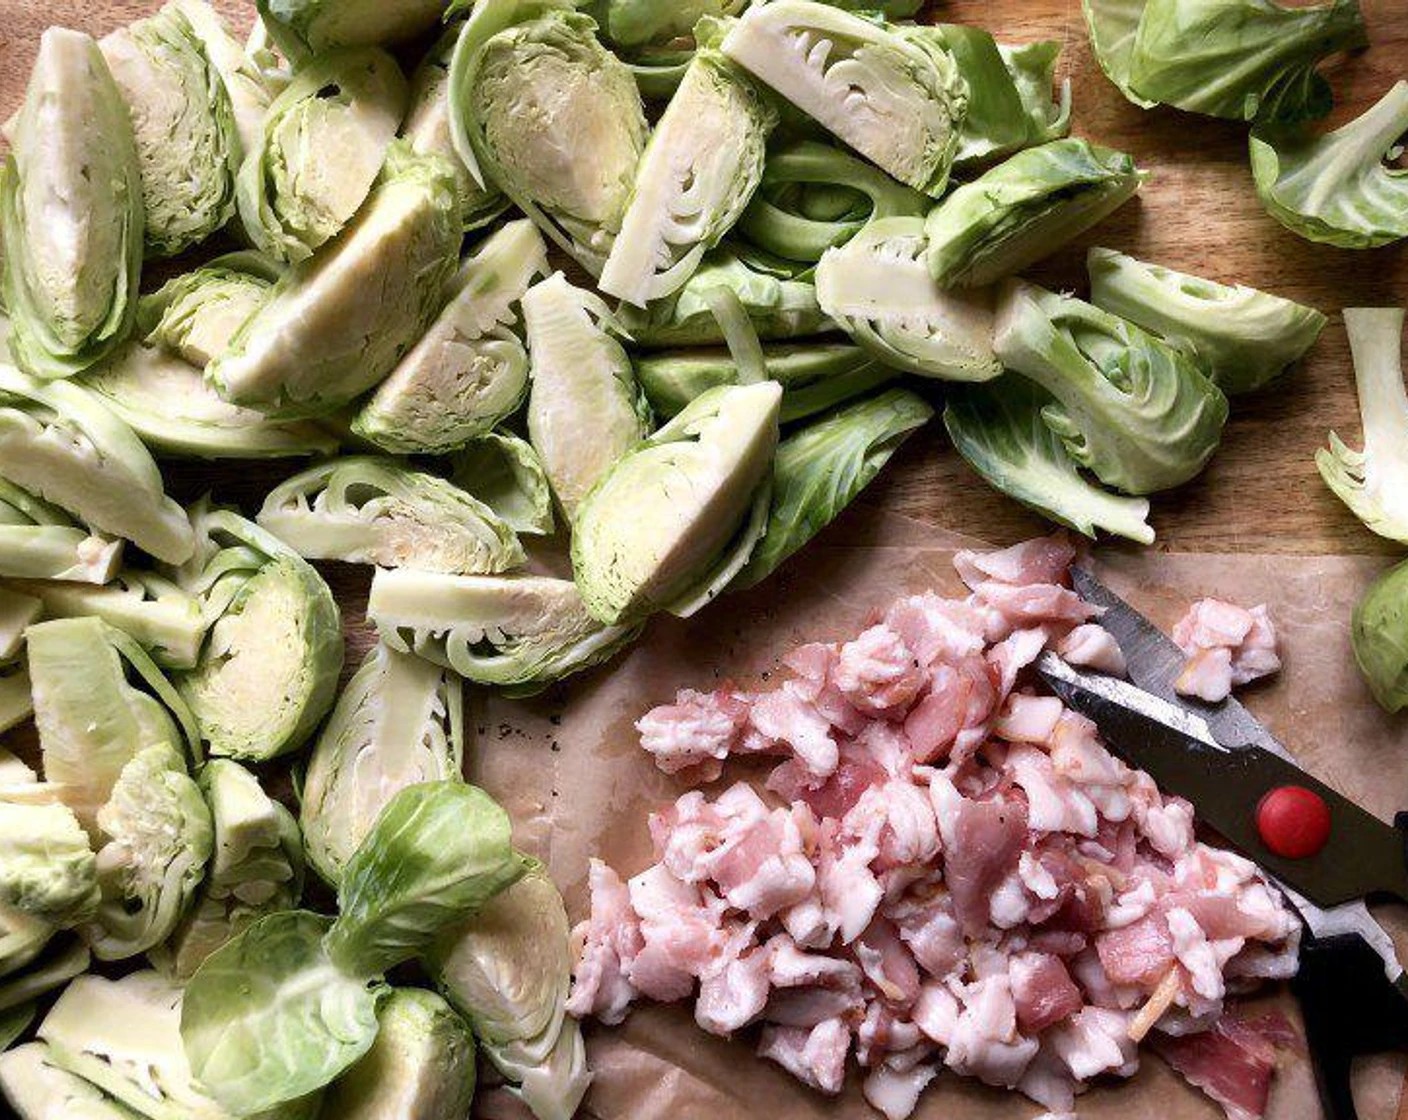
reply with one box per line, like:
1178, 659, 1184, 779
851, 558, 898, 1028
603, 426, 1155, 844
1153, 1013, 1298, 1120
758, 1019, 851, 1094
954, 534, 1078, 591
1173, 599, 1281, 703
1057, 623, 1128, 677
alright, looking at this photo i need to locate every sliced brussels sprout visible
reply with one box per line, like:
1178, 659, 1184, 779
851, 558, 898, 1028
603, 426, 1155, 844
945, 375, 1156, 543
169, 503, 343, 762
1354, 557, 1408, 713
0, 368, 194, 564
993, 280, 1229, 495
0, 1004, 31, 1052
319, 988, 476, 1120
925, 139, 1146, 288
302, 644, 465, 887
368, 570, 641, 695
0, 903, 51, 994
257, 0, 445, 56
572, 381, 781, 624
99, 4, 239, 258
816, 218, 1002, 382
0, 482, 122, 587
523, 275, 652, 519
0, 672, 31, 742
175, 0, 278, 157
213, 145, 462, 418
1128, 0, 1367, 124
0, 589, 39, 662
138, 253, 281, 369
1, 938, 92, 1025
449, 0, 649, 275
1082, 0, 1156, 108
236, 48, 408, 264
352, 220, 549, 454
721, 2, 969, 196
0, 1042, 138, 1120
0, 800, 98, 931
737, 388, 933, 588
0, 29, 143, 380
449, 435, 556, 537
1250, 81, 1408, 250
258, 457, 524, 575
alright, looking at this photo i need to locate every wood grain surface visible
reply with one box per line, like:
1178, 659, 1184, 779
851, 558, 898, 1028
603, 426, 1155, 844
0, 0, 1405, 562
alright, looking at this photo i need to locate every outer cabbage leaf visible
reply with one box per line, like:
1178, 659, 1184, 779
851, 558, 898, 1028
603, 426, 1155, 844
257, 0, 444, 56
450, 434, 556, 537
1082, 0, 1155, 108
0, 480, 123, 586
0, 1042, 141, 1120
1353, 557, 1408, 713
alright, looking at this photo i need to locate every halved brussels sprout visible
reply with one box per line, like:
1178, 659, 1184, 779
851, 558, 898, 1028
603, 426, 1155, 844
236, 48, 408, 264
1088, 247, 1327, 394
367, 570, 641, 695
0, 1042, 135, 1120
258, 458, 525, 575
1354, 557, 1408, 713
257, 0, 445, 56
0, 589, 39, 662
448, 0, 649, 274
212, 145, 462, 418
0, 29, 143, 380
523, 275, 652, 519
139, 252, 282, 369
816, 218, 1002, 382
450, 435, 556, 537
993, 280, 1230, 495
1082, 0, 1155, 108
721, 2, 968, 196
0, 481, 122, 586
352, 220, 550, 454
99, 4, 239, 258
0, 368, 194, 564
945, 374, 1157, 543
302, 643, 465, 886
572, 381, 781, 624
925, 139, 1145, 288
1250, 81, 1408, 250
0, 801, 98, 932
176, 0, 278, 157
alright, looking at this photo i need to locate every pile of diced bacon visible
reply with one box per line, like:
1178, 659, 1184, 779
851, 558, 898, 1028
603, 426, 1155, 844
567, 536, 1301, 1120
1173, 598, 1281, 704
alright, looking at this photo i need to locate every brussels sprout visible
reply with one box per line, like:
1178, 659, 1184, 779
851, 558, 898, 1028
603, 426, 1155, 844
353, 221, 550, 454
258, 457, 524, 574
0, 1042, 137, 1120
940, 27, 1071, 166
1317, 309, 1408, 545
1354, 557, 1408, 714
302, 644, 465, 886
0, 29, 143, 380
945, 375, 1157, 543
100, 5, 239, 258
236, 48, 408, 264
0, 801, 98, 931
737, 388, 933, 589
139, 253, 281, 369
1250, 81, 1408, 250
257, 0, 445, 56
993, 280, 1229, 495
175, 0, 278, 157
0, 482, 123, 587
924, 139, 1146, 288
1128, 0, 1367, 124
319, 988, 476, 1120
368, 570, 642, 694
0, 589, 39, 662
816, 218, 1002, 383
1087, 248, 1326, 395
1082, 0, 1156, 108
523, 275, 652, 519
573, 381, 781, 624
721, 2, 968, 196
449, 0, 650, 275
213, 146, 461, 418
169, 503, 343, 762
450, 435, 556, 537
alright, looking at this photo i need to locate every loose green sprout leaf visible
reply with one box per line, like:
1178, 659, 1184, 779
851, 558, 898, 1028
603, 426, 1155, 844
302, 643, 465, 887
353, 220, 550, 454
1, 941, 93, 1027
1087, 247, 1327, 394
449, 434, 557, 537
924, 139, 1145, 288
0, 29, 143, 380
1082, 0, 1156, 108
0, 1042, 138, 1120
993, 280, 1229, 495
0, 1004, 32, 1052
721, 2, 968, 196
175, 0, 278, 157
940, 27, 1071, 166
1000, 42, 1074, 146
258, 0, 445, 57
236, 48, 408, 264
0, 800, 98, 930
1250, 81, 1408, 249
945, 375, 1157, 543
0, 482, 123, 587
589, 0, 748, 51
0, 668, 32, 738
138, 253, 281, 369
0, 589, 39, 662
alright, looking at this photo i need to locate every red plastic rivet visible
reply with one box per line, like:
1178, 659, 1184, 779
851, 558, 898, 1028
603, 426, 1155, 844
1256, 786, 1332, 860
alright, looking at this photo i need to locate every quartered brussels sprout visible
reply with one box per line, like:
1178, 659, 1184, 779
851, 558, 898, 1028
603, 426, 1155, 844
176, 0, 279, 157
993, 280, 1229, 495
449, 0, 650, 275
722, 2, 969, 196
0, 481, 122, 587
367, 570, 641, 694
1354, 557, 1408, 714
319, 987, 477, 1120
1088, 247, 1327, 395
213, 146, 462, 418
99, 4, 239, 258
945, 374, 1156, 543
523, 275, 652, 520
1250, 81, 1408, 250
924, 139, 1145, 288
302, 643, 465, 886
236, 48, 408, 264
1082, 0, 1155, 108
0, 588, 39, 662
573, 381, 781, 625
0, 368, 194, 565
257, 0, 445, 56
0, 801, 98, 934
816, 218, 1003, 382
738, 388, 933, 588
353, 221, 549, 454
258, 457, 525, 575
140, 252, 282, 368
0, 29, 143, 380
0, 1042, 136, 1120
450, 434, 556, 537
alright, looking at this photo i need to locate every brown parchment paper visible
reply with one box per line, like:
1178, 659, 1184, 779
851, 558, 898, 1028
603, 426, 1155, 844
465, 504, 1408, 1120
